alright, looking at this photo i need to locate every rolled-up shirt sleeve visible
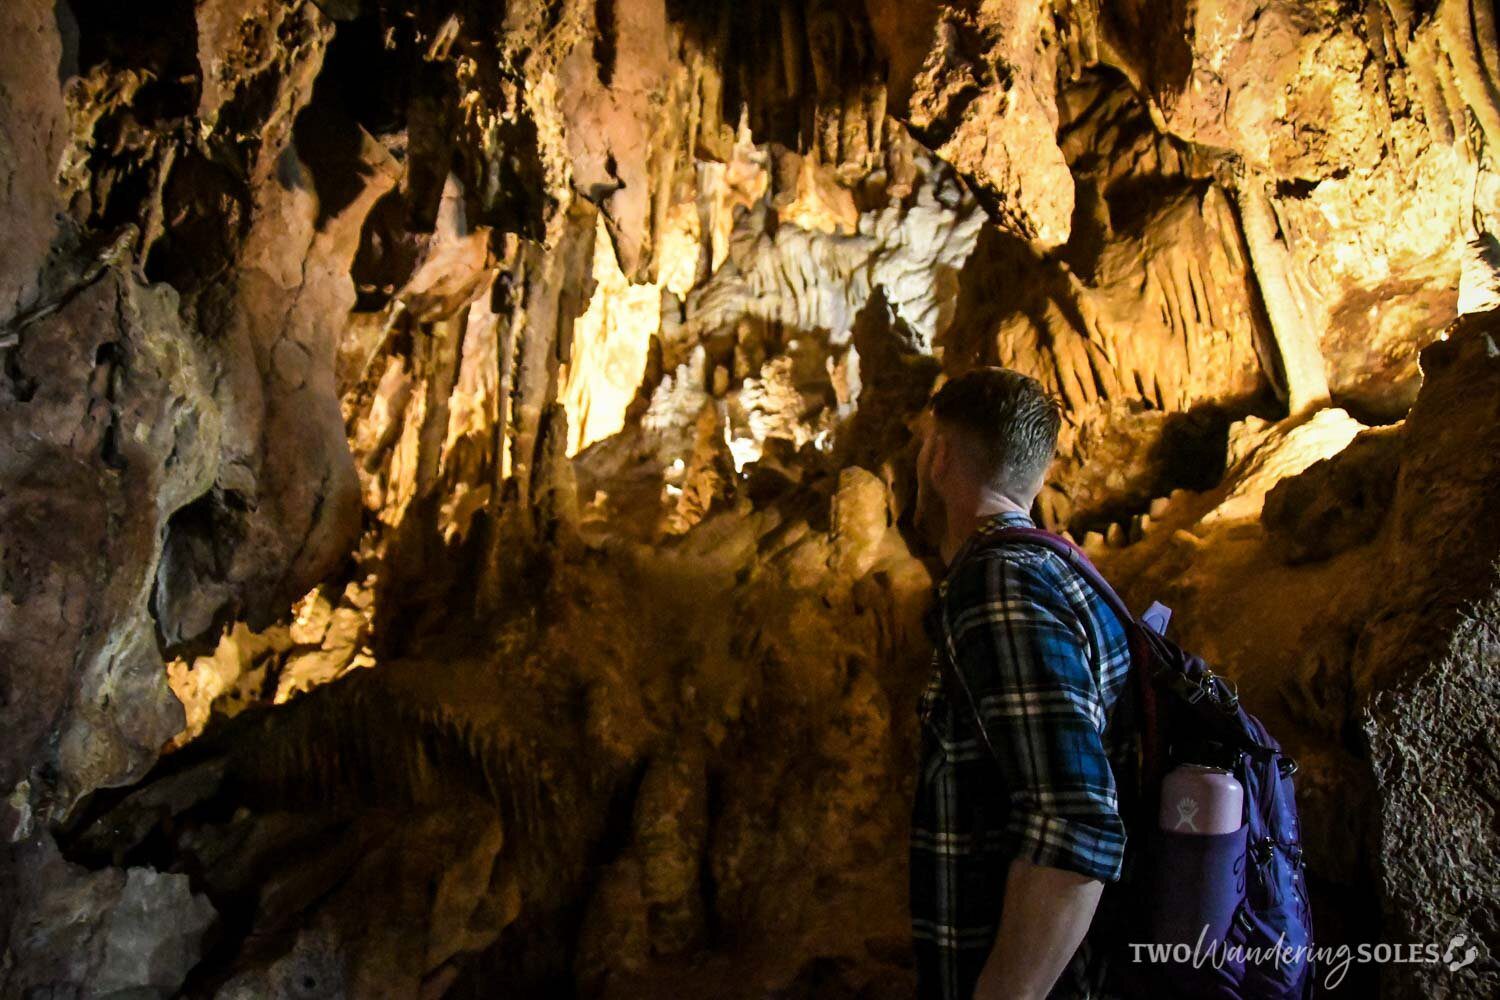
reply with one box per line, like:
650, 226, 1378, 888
941, 551, 1127, 882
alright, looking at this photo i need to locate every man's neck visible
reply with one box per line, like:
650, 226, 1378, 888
940, 491, 1030, 564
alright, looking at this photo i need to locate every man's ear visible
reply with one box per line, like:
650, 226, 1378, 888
928, 427, 950, 477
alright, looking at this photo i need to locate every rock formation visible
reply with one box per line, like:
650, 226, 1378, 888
2, 0, 1497, 996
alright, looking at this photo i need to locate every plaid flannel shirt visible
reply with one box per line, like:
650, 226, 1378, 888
910, 512, 1136, 1000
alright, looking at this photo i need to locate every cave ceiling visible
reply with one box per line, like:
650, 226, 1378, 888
1, 0, 1499, 996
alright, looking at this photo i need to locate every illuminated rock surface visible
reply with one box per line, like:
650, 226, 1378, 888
1, 1, 1497, 996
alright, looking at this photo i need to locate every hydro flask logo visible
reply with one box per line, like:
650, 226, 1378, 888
1173, 796, 1199, 832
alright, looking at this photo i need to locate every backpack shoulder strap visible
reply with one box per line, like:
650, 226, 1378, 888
980, 526, 1164, 785
986, 526, 1274, 756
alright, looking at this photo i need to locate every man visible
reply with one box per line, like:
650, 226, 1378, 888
909, 367, 1135, 1000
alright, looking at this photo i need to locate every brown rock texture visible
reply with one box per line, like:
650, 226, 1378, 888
869, 0, 1076, 247
1359, 316, 1500, 997
2, 0, 1499, 996
5, 838, 215, 998
2, 268, 221, 808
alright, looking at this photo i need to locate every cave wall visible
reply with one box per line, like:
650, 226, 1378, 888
2, 0, 1499, 996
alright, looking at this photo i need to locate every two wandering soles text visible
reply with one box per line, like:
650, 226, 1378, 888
1128, 928, 1481, 991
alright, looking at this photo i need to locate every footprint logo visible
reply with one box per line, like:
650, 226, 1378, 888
1443, 934, 1478, 972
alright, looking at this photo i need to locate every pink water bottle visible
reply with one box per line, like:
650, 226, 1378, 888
1159, 765, 1243, 834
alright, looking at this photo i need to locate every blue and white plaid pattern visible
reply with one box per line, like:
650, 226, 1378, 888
911, 512, 1135, 999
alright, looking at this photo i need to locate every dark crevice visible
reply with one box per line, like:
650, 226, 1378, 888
293, 73, 379, 229
699, 767, 726, 946
95, 340, 126, 471
3, 345, 39, 403
594, 0, 618, 87
52, 0, 80, 84
351, 189, 423, 312
152, 486, 253, 658
69, 0, 200, 119
321, 12, 412, 136
142, 153, 250, 291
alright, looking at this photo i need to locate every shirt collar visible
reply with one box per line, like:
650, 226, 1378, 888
976, 510, 1036, 535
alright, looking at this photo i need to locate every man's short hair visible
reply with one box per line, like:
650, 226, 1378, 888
929, 367, 1061, 493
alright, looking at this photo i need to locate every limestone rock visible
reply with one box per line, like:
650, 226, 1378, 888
3, 1, 1499, 996
1263, 424, 1402, 564
1366, 583, 1500, 998
1105, 0, 1478, 417
868, 0, 1074, 247
679, 145, 984, 353
1356, 313, 1500, 698
1205, 408, 1366, 525
1354, 315, 1500, 995
1, 269, 221, 806
578, 747, 709, 988
3, 838, 216, 999
830, 466, 891, 579
0, 0, 69, 320
576, 856, 652, 994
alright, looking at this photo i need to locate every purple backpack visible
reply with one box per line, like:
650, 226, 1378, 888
993, 528, 1314, 1000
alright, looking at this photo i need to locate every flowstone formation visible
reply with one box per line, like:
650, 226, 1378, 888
2, 1, 1498, 997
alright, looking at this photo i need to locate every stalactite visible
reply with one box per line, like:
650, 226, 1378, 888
1439, 0, 1500, 153
6, 1, 1500, 996
1234, 176, 1332, 416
